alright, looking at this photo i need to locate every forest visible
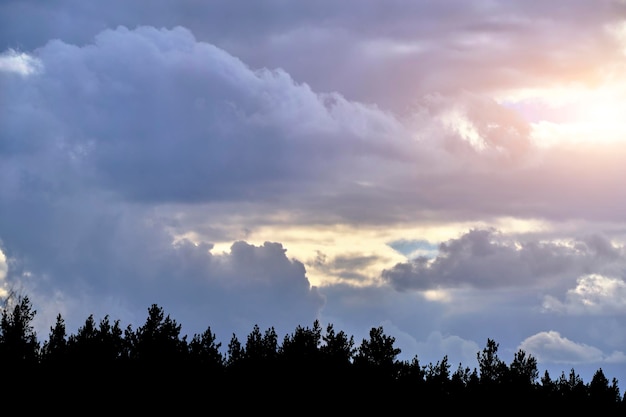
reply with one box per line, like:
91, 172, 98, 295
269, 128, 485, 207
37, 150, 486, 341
1, 293, 624, 414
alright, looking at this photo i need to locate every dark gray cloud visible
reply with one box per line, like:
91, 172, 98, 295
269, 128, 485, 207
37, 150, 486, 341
12, 217, 325, 340
0, 158, 322, 339
382, 229, 626, 291
0, 26, 411, 207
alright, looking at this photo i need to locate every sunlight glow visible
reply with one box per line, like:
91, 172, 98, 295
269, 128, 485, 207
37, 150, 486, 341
423, 289, 452, 302
501, 82, 626, 147
173, 216, 548, 288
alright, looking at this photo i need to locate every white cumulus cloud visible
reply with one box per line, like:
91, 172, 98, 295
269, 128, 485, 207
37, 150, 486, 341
0, 248, 7, 298
519, 331, 626, 365
0, 49, 41, 76
542, 274, 626, 315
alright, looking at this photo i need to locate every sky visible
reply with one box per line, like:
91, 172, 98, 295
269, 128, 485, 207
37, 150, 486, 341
1, 0, 626, 388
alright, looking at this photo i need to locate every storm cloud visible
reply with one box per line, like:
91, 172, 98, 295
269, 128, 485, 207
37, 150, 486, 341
382, 229, 626, 291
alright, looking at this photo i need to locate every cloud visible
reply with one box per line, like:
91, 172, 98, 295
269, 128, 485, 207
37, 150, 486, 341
3, 1, 624, 113
307, 251, 385, 285
413, 330, 481, 368
1, 25, 414, 207
228, 1, 626, 113
1, 192, 324, 338
0, 248, 7, 298
519, 331, 626, 365
542, 274, 626, 315
0, 248, 6, 280
417, 92, 532, 157
382, 229, 626, 291
4, 24, 626, 231
39, 238, 323, 340
0, 49, 41, 76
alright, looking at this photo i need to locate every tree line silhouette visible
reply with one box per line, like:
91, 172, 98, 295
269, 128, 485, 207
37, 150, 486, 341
1, 293, 624, 414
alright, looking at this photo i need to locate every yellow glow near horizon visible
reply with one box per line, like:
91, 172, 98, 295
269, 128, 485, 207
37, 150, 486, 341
180, 216, 548, 289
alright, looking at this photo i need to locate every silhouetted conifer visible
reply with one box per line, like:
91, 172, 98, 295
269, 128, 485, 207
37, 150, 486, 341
40, 313, 67, 365
226, 333, 244, 368
189, 326, 223, 370
0, 294, 39, 365
0, 293, 623, 414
